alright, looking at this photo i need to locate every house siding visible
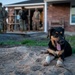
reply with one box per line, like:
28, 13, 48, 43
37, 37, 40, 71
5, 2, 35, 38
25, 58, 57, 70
47, 3, 75, 32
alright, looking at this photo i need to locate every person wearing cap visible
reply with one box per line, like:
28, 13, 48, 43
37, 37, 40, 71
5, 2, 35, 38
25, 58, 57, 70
32, 8, 40, 31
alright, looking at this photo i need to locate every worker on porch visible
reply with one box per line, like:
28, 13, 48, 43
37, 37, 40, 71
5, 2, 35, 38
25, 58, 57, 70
40, 10, 44, 30
32, 8, 40, 31
19, 6, 28, 32
0, 3, 7, 32
0, 2, 4, 33
3, 6, 8, 32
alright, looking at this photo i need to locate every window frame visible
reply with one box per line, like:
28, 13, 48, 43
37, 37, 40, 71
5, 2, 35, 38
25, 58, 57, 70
70, 3, 75, 25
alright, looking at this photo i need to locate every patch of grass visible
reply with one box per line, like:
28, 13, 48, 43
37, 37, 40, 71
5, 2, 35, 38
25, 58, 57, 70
0, 39, 48, 47
21, 39, 48, 46
65, 36, 75, 54
0, 40, 21, 46
0, 35, 75, 53
72, 48, 75, 54
65, 36, 75, 53
21, 39, 36, 45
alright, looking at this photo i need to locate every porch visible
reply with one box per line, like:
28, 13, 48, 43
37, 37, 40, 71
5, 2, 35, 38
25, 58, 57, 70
5, 0, 45, 33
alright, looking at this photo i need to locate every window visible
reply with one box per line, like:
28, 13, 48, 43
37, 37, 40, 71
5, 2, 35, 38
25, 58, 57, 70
70, 5, 75, 25
71, 14, 75, 23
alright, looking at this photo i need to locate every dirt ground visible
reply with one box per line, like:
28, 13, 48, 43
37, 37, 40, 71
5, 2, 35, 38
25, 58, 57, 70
0, 46, 75, 75
0, 33, 75, 75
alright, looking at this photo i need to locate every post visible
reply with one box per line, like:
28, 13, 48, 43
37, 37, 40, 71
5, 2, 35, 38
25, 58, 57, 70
44, 2, 47, 33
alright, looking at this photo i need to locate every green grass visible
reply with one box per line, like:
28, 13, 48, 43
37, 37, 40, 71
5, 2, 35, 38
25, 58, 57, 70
72, 48, 75, 53
65, 36, 75, 53
0, 39, 48, 47
0, 40, 21, 46
0, 35, 75, 53
21, 39, 48, 46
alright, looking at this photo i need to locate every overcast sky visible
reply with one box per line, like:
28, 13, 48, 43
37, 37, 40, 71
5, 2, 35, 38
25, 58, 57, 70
0, 0, 28, 5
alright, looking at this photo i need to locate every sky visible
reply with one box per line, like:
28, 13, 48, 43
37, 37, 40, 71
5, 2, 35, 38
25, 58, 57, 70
0, 0, 28, 5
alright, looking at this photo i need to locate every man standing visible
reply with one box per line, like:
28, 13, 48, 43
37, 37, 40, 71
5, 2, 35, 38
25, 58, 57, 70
32, 8, 40, 31
19, 7, 28, 32
0, 2, 4, 33
0, 3, 7, 33
3, 6, 8, 32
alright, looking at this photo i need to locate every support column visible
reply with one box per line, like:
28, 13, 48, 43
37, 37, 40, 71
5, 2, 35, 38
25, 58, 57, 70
28, 9, 30, 31
14, 10, 16, 30
44, 2, 47, 33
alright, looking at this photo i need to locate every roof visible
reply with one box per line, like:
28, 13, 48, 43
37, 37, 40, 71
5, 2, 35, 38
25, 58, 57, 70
44, 0, 75, 2
5, 0, 44, 7
5, 0, 75, 7
8, 0, 44, 5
